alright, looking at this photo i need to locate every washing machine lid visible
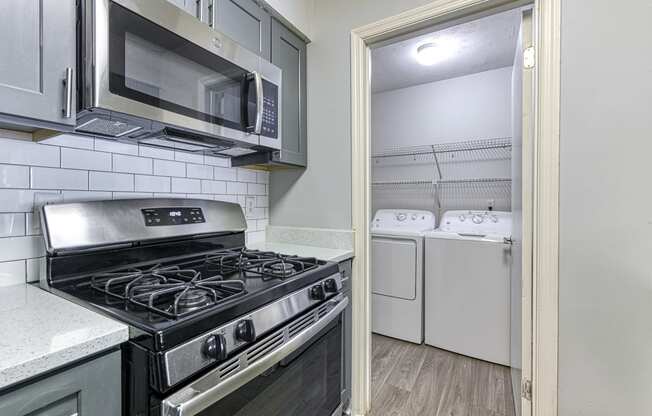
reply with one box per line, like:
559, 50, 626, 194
371, 209, 436, 236
426, 210, 511, 241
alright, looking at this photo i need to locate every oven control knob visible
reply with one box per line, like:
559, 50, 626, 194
235, 319, 256, 343
324, 279, 338, 293
310, 284, 327, 300
203, 334, 228, 361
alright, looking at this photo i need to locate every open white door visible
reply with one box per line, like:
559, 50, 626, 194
510, 8, 534, 416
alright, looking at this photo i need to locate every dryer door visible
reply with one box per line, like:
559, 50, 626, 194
371, 236, 417, 300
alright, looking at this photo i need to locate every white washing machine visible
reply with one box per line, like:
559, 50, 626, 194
424, 210, 512, 365
371, 209, 436, 344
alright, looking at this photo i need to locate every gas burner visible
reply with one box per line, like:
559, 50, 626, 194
267, 261, 296, 276
176, 288, 212, 312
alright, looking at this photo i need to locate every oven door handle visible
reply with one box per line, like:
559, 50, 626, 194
160, 295, 349, 416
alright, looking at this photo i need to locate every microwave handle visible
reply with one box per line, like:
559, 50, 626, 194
253, 71, 263, 135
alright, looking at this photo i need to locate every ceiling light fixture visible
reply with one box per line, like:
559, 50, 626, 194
415, 39, 457, 66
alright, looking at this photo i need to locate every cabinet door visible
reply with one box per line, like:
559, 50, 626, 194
0, 351, 121, 416
270, 19, 307, 167
214, 0, 271, 60
0, 0, 76, 128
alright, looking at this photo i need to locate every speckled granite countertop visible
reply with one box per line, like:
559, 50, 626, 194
248, 241, 354, 263
0, 284, 128, 390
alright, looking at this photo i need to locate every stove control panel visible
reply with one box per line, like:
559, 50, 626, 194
141, 207, 205, 226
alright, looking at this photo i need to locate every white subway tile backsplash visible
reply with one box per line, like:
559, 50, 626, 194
26, 257, 44, 283
90, 171, 134, 192
25, 213, 40, 235
154, 159, 185, 177
40, 134, 94, 150
113, 192, 154, 200
237, 169, 257, 183
201, 180, 227, 194
0, 164, 29, 188
0, 260, 26, 286
31, 167, 88, 190
171, 177, 201, 194
175, 151, 204, 164
0, 138, 60, 167
247, 183, 266, 196
113, 154, 153, 174
135, 175, 171, 193
255, 196, 269, 208
227, 182, 247, 195
204, 156, 230, 167
0, 236, 45, 262
62, 190, 113, 202
61, 147, 112, 171
139, 146, 175, 160
94, 139, 139, 155
187, 164, 213, 179
0, 132, 268, 285
0, 214, 25, 237
257, 171, 269, 184
0, 190, 41, 212
213, 167, 237, 181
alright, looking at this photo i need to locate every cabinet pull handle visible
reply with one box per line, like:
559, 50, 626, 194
208, 0, 214, 27
195, 0, 203, 21
62, 67, 73, 119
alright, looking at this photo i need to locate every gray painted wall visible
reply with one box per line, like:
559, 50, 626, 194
559, 0, 652, 414
269, 0, 434, 229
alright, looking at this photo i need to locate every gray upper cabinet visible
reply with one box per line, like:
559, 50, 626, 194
0, 351, 121, 416
167, 0, 207, 22
0, 0, 76, 130
270, 18, 307, 167
213, 0, 271, 60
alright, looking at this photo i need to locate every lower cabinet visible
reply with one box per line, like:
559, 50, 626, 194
0, 350, 121, 416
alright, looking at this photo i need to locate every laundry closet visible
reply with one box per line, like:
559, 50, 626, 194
369, 7, 530, 416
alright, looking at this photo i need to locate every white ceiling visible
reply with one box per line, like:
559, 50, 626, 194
371, 9, 522, 93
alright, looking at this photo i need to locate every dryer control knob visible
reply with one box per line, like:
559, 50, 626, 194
490, 215, 498, 223
472, 214, 484, 224
411, 214, 417, 220
459, 215, 466, 222
396, 213, 407, 221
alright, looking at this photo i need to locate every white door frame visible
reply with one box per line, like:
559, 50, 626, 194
349, 1, 561, 415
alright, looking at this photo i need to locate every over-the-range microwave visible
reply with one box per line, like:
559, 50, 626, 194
77, 0, 281, 157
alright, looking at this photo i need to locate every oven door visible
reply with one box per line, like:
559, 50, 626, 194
88, 0, 265, 146
160, 296, 348, 416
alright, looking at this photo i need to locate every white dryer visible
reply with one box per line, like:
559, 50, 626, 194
424, 210, 512, 365
371, 209, 436, 344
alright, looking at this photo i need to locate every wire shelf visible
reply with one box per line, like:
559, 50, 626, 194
372, 137, 512, 162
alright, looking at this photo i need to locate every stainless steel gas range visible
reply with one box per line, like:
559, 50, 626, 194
39, 199, 347, 416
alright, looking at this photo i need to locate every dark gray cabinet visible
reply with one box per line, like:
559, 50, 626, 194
213, 0, 271, 60
0, 0, 77, 130
270, 18, 308, 167
0, 351, 121, 416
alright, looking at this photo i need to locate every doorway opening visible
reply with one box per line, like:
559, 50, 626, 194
367, 6, 533, 416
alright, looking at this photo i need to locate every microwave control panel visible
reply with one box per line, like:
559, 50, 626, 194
142, 208, 205, 226
261, 80, 279, 139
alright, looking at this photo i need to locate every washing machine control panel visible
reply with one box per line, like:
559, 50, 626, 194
440, 210, 511, 235
372, 209, 436, 231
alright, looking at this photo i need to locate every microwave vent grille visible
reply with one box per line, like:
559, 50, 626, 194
76, 117, 143, 137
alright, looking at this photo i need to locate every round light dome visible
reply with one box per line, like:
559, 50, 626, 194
415, 40, 457, 66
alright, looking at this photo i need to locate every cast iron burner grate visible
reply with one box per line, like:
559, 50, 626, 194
90, 264, 246, 318
204, 249, 319, 280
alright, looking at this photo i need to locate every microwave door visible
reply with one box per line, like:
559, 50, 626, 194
90, 0, 261, 146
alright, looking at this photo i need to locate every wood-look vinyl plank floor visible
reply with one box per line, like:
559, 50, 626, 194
370, 334, 516, 416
